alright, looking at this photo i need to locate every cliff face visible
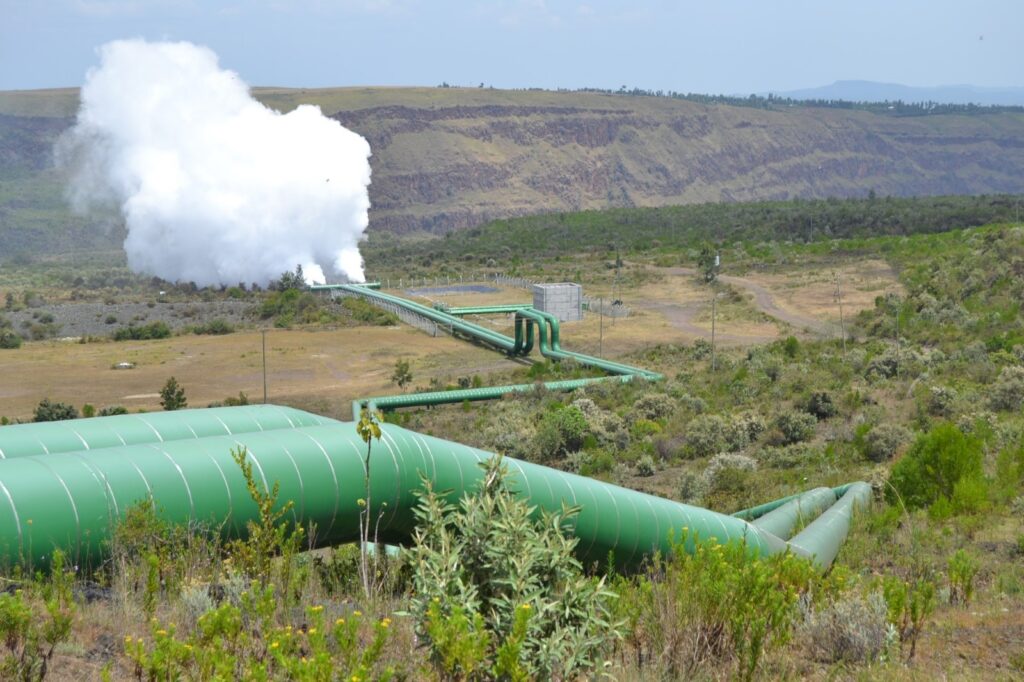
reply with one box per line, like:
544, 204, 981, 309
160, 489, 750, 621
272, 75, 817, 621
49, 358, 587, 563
2, 86, 1024, 252
321, 92, 1024, 235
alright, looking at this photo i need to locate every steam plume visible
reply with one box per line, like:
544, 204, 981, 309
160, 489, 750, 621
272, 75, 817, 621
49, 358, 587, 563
59, 39, 371, 286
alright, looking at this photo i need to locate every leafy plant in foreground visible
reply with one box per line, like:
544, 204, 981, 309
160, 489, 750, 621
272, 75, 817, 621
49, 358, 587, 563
406, 456, 619, 680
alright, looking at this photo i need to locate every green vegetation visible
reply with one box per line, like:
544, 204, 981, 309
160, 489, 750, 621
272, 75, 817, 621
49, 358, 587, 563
113, 321, 171, 341
32, 399, 78, 423
159, 377, 187, 411
366, 194, 1021, 277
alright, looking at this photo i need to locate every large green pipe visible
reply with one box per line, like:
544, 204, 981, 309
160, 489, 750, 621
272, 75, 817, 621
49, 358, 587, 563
750, 487, 837, 541
788, 482, 872, 568
0, 408, 867, 572
0, 406, 328, 459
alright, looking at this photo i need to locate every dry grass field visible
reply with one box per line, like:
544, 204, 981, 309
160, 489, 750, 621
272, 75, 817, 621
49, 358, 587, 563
0, 325, 522, 422
0, 260, 900, 423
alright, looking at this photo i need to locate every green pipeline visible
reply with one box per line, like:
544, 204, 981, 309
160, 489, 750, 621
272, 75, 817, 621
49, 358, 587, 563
0, 407, 869, 572
316, 285, 662, 417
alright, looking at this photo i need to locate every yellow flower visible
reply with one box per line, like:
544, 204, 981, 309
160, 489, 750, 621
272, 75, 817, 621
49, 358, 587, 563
184, 644, 192, 651
308, 628, 317, 635
311, 605, 324, 613
380, 618, 391, 628
353, 610, 362, 617
521, 604, 531, 610
155, 629, 168, 637
335, 618, 345, 626
271, 641, 279, 649
124, 635, 133, 643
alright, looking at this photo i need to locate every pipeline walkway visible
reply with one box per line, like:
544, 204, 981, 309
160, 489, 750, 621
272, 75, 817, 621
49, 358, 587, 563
311, 284, 661, 417
0, 406, 870, 572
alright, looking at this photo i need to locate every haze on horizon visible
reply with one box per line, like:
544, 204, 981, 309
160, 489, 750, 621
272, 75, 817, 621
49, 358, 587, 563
1, 1, 1021, 96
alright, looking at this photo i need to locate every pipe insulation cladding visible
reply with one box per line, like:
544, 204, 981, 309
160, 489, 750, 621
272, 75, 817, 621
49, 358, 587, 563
0, 407, 868, 572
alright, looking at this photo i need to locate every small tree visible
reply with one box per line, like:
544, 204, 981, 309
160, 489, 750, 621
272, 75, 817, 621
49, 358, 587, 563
697, 243, 719, 283
391, 359, 413, 390
159, 377, 187, 411
33, 399, 78, 422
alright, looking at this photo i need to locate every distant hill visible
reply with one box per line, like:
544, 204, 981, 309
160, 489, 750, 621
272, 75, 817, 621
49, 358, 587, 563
2, 86, 1024, 258
766, 80, 1024, 107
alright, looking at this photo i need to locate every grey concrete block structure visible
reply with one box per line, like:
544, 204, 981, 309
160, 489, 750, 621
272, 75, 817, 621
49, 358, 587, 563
533, 282, 583, 322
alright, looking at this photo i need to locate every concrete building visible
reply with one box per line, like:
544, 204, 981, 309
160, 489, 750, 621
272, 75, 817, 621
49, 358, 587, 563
533, 282, 582, 322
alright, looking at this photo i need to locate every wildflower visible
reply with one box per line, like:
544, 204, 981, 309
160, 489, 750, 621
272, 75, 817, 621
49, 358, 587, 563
156, 629, 168, 637
335, 618, 345, 626
311, 605, 324, 613
380, 618, 391, 628
271, 641, 279, 650
308, 628, 317, 635
520, 604, 531, 610
353, 610, 362, 617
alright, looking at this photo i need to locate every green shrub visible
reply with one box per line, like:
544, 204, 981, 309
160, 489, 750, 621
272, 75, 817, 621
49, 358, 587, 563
886, 423, 983, 510
988, 365, 1024, 411
341, 297, 398, 326
685, 414, 729, 458
613, 532, 818, 681
862, 423, 911, 462
0, 551, 76, 680
32, 398, 78, 422
407, 456, 619, 680
192, 319, 234, 335
927, 385, 957, 417
98, 405, 128, 416
0, 330, 22, 349
947, 549, 979, 606
113, 321, 172, 341
804, 391, 837, 420
774, 411, 817, 445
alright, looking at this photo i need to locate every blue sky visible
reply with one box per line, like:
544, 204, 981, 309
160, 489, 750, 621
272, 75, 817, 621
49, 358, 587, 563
1, 0, 1020, 92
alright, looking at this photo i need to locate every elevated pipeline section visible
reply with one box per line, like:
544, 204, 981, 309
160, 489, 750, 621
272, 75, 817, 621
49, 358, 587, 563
0, 406, 869, 571
312, 284, 661, 417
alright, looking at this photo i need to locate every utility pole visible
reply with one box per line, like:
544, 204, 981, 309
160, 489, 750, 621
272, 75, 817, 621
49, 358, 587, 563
261, 329, 268, 403
834, 272, 847, 359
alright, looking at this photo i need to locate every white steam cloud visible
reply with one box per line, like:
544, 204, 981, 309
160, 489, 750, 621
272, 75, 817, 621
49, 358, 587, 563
59, 39, 371, 286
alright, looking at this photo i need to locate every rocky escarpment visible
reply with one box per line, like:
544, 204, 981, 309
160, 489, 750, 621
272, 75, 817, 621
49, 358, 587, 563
2, 87, 1024, 251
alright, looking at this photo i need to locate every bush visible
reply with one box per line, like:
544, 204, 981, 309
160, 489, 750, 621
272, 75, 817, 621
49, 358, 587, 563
33, 398, 78, 422
801, 591, 890, 664
192, 319, 234, 335
341, 297, 398, 326
988, 365, 1024, 411
862, 423, 911, 462
635, 455, 656, 477
887, 423, 984, 510
113, 321, 172, 341
613, 532, 818, 681
685, 414, 729, 458
774, 411, 817, 445
804, 392, 837, 420
98, 405, 128, 416
0, 330, 22, 349
407, 457, 618, 680
630, 393, 676, 421
927, 385, 957, 417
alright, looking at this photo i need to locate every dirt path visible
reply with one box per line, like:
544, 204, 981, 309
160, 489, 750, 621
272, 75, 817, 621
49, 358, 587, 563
646, 266, 837, 342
